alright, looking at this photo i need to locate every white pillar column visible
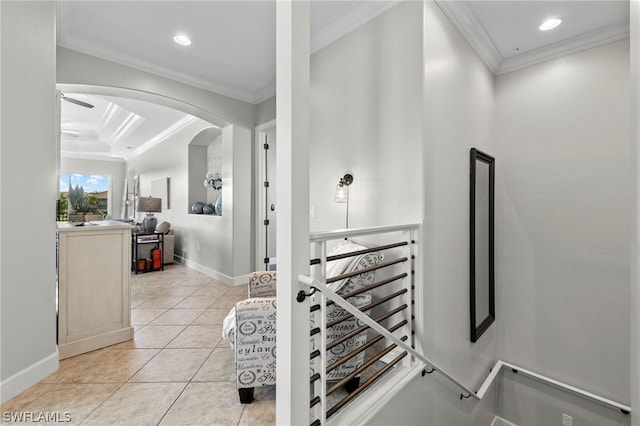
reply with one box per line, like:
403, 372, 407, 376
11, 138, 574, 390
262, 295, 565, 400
275, 1, 311, 425
631, 1, 640, 423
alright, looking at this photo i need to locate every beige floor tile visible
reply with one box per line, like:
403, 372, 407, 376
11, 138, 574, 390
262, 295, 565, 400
192, 347, 235, 382
192, 307, 232, 325
238, 387, 277, 426
135, 295, 186, 309
4, 264, 275, 425
2, 383, 120, 425
151, 285, 199, 297
1, 386, 47, 413
82, 382, 185, 425
149, 308, 206, 325
159, 382, 245, 426
113, 325, 186, 349
166, 325, 223, 348
224, 284, 249, 296
74, 348, 160, 383
129, 348, 211, 382
191, 281, 232, 296
179, 275, 217, 287
211, 294, 246, 310
130, 296, 150, 309
39, 348, 109, 383
131, 308, 167, 325
172, 295, 220, 309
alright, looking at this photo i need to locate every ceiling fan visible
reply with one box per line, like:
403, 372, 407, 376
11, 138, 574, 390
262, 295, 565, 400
61, 93, 94, 109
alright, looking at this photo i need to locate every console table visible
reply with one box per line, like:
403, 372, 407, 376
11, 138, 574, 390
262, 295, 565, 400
132, 232, 164, 273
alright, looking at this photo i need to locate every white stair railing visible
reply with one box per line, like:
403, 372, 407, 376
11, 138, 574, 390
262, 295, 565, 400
303, 224, 431, 424
298, 223, 631, 425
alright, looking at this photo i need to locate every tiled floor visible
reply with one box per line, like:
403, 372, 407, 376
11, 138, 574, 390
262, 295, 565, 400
1, 264, 276, 425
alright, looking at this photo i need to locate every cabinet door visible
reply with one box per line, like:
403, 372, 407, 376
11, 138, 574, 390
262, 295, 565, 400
63, 232, 126, 340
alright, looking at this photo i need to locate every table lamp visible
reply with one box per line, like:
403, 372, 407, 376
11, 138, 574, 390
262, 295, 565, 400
137, 196, 162, 233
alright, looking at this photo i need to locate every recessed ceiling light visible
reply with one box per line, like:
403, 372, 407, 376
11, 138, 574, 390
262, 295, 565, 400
173, 34, 191, 46
539, 18, 562, 31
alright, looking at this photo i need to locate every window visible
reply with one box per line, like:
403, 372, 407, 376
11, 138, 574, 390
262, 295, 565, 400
57, 173, 110, 221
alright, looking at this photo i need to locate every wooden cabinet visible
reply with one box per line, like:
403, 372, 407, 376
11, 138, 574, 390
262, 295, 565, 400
57, 221, 134, 359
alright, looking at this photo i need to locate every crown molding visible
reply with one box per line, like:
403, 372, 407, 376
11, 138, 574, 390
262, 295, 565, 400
497, 21, 630, 74
435, 1, 630, 76
133, 115, 198, 157
435, 0, 502, 73
58, 36, 260, 105
311, 0, 401, 54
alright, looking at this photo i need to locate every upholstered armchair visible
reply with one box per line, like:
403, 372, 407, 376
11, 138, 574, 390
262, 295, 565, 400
223, 245, 382, 404
155, 221, 174, 264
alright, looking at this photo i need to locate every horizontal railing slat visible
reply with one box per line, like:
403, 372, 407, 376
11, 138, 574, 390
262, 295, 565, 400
326, 343, 403, 397
310, 241, 408, 265
326, 273, 407, 307
325, 322, 407, 371
326, 289, 408, 329
326, 305, 407, 351
326, 258, 407, 284
326, 351, 408, 419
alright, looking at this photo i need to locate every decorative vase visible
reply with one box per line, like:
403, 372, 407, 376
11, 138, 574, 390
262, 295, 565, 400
203, 204, 215, 215
214, 195, 222, 215
191, 202, 205, 214
142, 213, 157, 233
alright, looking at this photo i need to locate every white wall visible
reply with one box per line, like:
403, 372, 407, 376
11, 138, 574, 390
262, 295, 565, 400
57, 47, 254, 129
494, 39, 631, 424
57, 47, 256, 285
308, 1, 498, 424
422, 0, 497, 382
0, 1, 58, 403
412, 1, 498, 424
309, 0, 422, 233
128, 120, 253, 284
631, 1, 640, 423
373, 5, 632, 425
60, 157, 127, 218
255, 96, 276, 127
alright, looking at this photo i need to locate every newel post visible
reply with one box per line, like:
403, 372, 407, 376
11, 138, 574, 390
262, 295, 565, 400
275, 1, 311, 425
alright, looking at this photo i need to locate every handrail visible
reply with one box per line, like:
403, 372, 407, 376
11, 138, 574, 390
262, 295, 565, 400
304, 223, 630, 419
476, 360, 631, 414
298, 274, 479, 400
309, 223, 421, 242
298, 274, 632, 414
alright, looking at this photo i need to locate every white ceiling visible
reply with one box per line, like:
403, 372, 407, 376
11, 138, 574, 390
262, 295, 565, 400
60, 92, 198, 161
57, 0, 630, 162
436, 0, 629, 74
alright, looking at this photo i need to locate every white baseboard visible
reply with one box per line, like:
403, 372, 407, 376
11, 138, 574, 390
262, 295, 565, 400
59, 327, 134, 360
176, 256, 249, 286
0, 349, 59, 404
491, 415, 519, 426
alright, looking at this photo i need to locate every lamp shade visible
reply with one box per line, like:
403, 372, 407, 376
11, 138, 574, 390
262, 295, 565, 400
137, 197, 162, 213
335, 183, 348, 203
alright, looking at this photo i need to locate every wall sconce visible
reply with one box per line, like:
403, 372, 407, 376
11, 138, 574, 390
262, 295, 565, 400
137, 196, 162, 233
335, 173, 353, 229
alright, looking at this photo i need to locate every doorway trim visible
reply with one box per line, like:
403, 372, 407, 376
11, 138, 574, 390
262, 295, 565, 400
255, 119, 276, 271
